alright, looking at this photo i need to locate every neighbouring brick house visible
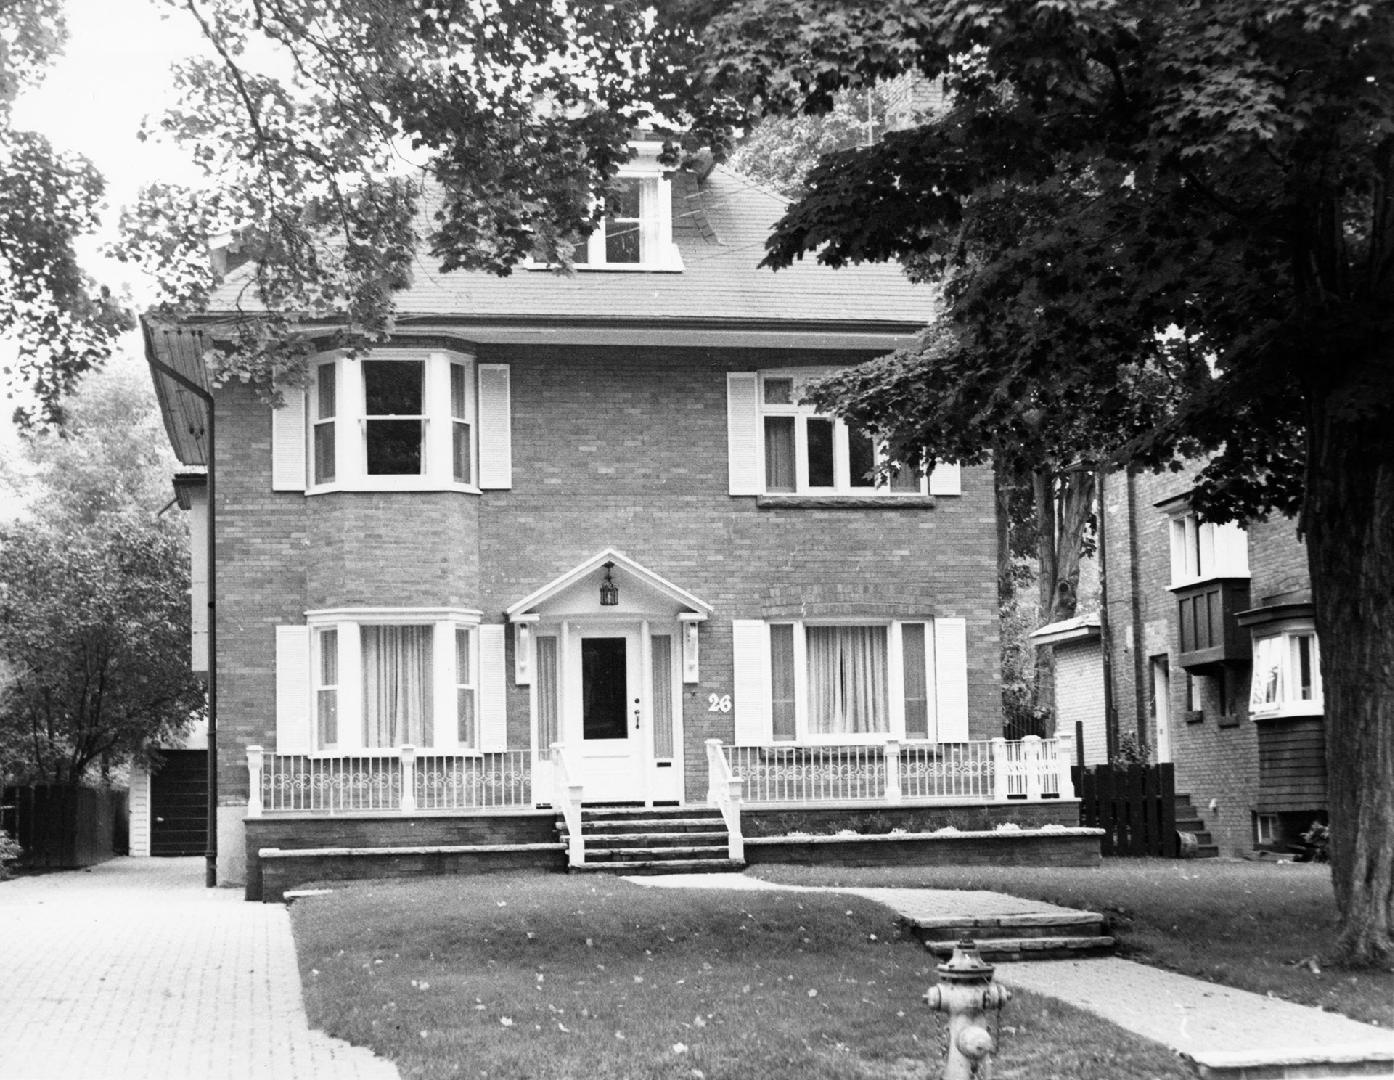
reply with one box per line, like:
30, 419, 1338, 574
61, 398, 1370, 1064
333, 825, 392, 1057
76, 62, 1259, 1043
1038, 465, 1327, 857
147, 143, 1085, 894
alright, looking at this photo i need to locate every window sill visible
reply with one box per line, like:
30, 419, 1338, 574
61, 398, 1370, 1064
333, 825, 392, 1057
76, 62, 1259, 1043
1250, 704, 1324, 720
307, 482, 482, 496
1168, 573, 1251, 592
523, 260, 684, 274
756, 494, 935, 510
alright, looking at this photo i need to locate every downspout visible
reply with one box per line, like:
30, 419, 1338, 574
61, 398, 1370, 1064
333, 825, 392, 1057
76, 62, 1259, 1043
1096, 467, 1117, 761
144, 323, 218, 890
1126, 468, 1149, 750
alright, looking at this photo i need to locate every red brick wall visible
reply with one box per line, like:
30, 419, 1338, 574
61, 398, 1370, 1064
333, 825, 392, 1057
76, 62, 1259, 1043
211, 345, 1000, 811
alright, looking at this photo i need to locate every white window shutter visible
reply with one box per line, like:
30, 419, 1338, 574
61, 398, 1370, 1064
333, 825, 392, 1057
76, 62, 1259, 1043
478, 623, 508, 751
478, 364, 512, 489
275, 625, 312, 753
731, 619, 773, 744
271, 386, 307, 491
928, 460, 961, 496
1215, 522, 1250, 577
726, 373, 762, 495
933, 617, 970, 743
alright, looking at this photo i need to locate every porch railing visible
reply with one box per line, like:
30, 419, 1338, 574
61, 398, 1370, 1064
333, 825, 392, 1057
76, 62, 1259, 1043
551, 742, 585, 865
704, 739, 745, 861
717, 736, 1074, 806
246, 746, 534, 816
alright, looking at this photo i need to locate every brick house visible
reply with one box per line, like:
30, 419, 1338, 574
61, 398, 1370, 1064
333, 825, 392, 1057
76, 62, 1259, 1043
146, 147, 1084, 895
1038, 465, 1327, 856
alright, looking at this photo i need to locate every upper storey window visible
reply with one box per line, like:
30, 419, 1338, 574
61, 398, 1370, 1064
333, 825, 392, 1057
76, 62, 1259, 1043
1168, 510, 1249, 586
570, 171, 682, 271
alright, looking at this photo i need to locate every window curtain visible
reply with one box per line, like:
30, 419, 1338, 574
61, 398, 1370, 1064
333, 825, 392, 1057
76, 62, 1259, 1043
806, 626, 888, 735
362, 625, 433, 747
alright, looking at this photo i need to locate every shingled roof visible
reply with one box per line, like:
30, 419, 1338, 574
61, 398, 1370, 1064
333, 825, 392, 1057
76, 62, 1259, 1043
206, 166, 931, 331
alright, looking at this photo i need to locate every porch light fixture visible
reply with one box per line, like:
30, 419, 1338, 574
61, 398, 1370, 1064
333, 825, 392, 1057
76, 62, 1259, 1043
599, 561, 619, 606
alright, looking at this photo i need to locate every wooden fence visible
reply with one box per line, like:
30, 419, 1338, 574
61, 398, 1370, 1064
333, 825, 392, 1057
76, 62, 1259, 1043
2, 784, 128, 867
1070, 763, 1178, 857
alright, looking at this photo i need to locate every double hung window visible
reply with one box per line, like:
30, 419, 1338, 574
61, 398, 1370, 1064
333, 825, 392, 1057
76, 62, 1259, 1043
561, 156, 681, 271
760, 373, 922, 495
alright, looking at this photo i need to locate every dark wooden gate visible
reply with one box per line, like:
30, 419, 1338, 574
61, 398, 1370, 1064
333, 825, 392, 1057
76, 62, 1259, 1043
151, 750, 208, 856
1071, 762, 1178, 857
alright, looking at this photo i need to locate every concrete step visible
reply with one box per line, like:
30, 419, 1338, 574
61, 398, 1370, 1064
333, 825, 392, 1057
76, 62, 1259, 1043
571, 858, 745, 875
922, 935, 1117, 961
586, 845, 730, 862
567, 831, 729, 846
908, 912, 1106, 940
577, 816, 723, 830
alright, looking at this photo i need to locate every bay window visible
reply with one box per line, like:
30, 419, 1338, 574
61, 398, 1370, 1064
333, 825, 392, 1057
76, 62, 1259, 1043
305, 612, 480, 751
1168, 510, 1249, 585
1250, 624, 1323, 717
308, 349, 477, 491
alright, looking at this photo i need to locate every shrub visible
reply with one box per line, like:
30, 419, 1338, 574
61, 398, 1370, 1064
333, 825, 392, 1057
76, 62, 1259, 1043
0, 831, 23, 880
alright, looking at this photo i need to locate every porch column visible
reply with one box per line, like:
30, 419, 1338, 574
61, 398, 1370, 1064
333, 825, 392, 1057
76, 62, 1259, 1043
1054, 738, 1076, 799
883, 739, 902, 803
399, 744, 417, 812
1023, 735, 1043, 799
246, 746, 264, 818
991, 737, 1009, 801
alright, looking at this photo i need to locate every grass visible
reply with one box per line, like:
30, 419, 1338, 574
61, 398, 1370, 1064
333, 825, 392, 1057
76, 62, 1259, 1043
750, 859, 1393, 1028
291, 874, 1196, 1080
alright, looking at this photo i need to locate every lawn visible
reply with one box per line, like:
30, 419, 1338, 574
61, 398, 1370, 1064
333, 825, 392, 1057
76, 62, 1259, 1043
750, 859, 1393, 1028
291, 874, 1195, 1080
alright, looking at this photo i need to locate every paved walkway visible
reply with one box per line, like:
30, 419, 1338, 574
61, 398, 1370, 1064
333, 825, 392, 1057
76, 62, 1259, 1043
0, 857, 399, 1080
635, 874, 1394, 1078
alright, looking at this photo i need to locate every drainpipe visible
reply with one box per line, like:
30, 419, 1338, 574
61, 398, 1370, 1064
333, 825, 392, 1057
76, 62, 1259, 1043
144, 322, 218, 889
1096, 467, 1117, 761
1125, 468, 1149, 751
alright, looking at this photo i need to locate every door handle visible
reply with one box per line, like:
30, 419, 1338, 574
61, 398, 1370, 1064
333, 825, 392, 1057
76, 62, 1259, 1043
634, 698, 641, 730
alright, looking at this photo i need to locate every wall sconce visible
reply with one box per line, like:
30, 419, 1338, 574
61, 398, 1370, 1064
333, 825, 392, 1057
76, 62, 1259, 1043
599, 561, 619, 606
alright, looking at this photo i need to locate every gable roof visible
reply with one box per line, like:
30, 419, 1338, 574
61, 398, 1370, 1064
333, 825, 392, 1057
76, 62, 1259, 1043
505, 549, 713, 620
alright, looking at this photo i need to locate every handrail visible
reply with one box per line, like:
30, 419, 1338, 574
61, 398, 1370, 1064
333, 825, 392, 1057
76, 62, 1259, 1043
704, 739, 744, 861
551, 742, 585, 866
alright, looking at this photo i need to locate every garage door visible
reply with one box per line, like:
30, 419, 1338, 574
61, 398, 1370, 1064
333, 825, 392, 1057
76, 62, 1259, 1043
150, 750, 208, 856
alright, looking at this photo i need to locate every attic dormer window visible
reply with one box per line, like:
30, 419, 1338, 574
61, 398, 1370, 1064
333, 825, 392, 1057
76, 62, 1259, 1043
567, 170, 682, 272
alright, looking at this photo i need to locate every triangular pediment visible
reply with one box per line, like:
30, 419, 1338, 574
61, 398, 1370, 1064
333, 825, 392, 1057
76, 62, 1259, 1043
505, 549, 712, 621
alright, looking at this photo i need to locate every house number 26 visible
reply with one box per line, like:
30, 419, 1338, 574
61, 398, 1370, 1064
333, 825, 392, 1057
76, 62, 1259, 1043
707, 693, 733, 713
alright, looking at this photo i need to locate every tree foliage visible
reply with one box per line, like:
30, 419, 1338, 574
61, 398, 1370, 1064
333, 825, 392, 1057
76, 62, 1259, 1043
0, 0, 130, 429
0, 362, 201, 786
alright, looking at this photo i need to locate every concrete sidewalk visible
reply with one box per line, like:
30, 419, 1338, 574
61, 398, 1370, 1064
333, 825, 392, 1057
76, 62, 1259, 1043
634, 873, 1394, 1079
0, 857, 398, 1080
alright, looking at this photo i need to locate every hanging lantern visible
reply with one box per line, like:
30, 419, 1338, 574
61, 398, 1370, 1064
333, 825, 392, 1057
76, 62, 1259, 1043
599, 561, 619, 606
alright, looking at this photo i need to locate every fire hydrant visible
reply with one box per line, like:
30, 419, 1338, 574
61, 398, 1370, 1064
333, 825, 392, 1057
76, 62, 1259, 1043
925, 937, 1011, 1079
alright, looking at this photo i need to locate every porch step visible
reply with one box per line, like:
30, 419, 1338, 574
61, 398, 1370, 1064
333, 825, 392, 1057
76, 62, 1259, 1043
1174, 795, 1221, 858
572, 858, 746, 876
906, 911, 1116, 961
558, 807, 740, 873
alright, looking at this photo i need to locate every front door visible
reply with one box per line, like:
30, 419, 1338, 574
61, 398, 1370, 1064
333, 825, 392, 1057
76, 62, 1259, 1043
569, 627, 644, 802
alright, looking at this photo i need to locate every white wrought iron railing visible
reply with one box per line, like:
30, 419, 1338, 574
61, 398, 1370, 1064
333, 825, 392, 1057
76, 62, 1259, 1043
716, 736, 1074, 806
246, 746, 534, 816
704, 739, 745, 861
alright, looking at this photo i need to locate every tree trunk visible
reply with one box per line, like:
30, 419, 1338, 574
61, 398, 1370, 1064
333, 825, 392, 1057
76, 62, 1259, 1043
1031, 469, 1096, 729
1302, 405, 1394, 968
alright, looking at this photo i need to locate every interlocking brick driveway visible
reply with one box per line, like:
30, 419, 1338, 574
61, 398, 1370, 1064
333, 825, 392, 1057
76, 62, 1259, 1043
0, 857, 398, 1080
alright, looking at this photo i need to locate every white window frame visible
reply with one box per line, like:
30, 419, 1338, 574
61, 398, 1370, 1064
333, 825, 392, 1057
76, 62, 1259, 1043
767, 620, 927, 744
758, 370, 928, 497
1168, 510, 1249, 586
1249, 621, 1323, 718
307, 350, 478, 494
304, 608, 483, 754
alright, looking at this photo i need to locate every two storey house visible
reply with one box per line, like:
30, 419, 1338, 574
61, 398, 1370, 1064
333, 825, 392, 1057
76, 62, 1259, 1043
146, 147, 1083, 898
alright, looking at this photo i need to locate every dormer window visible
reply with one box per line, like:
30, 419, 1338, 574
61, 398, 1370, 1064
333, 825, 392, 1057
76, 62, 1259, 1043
570, 171, 681, 271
